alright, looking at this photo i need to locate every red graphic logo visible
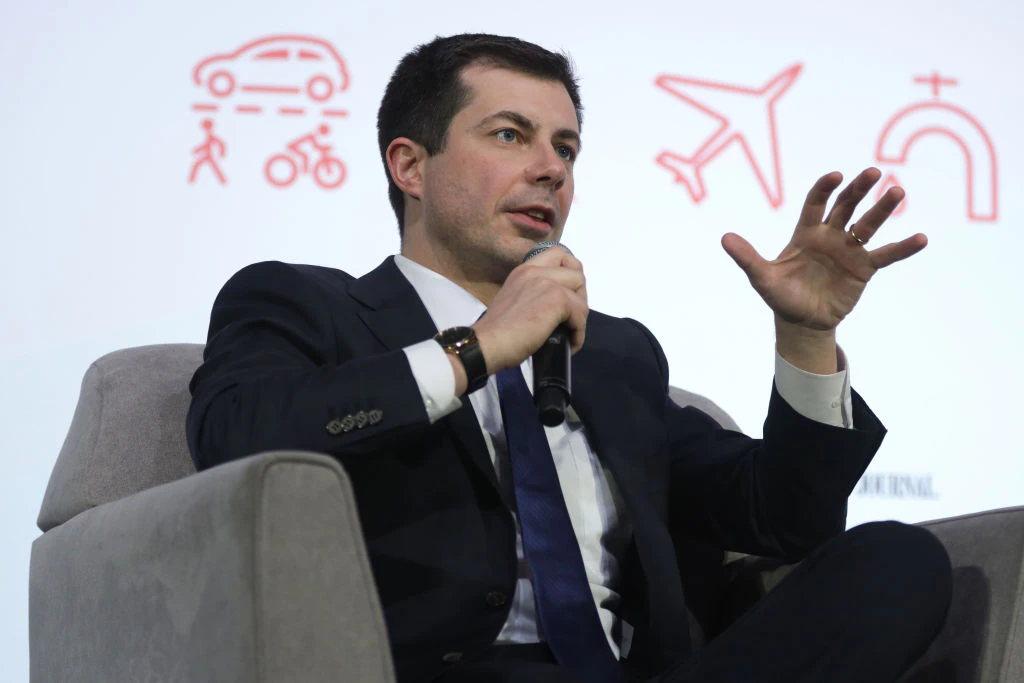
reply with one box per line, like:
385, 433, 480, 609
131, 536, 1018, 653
188, 35, 350, 189
265, 124, 346, 189
875, 72, 998, 222
192, 35, 350, 117
655, 64, 802, 209
189, 119, 227, 185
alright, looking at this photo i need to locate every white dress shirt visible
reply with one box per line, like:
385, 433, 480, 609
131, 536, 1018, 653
393, 254, 853, 657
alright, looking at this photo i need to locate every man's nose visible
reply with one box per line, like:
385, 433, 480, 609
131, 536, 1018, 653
526, 146, 567, 189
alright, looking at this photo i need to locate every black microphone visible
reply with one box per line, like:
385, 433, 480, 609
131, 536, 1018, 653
523, 241, 573, 427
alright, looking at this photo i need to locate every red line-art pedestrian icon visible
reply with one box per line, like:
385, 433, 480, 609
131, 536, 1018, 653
192, 35, 350, 107
189, 118, 227, 185
655, 64, 802, 209
874, 72, 998, 222
265, 123, 346, 189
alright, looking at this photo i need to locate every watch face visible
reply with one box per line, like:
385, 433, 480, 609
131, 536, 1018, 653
437, 326, 474, 347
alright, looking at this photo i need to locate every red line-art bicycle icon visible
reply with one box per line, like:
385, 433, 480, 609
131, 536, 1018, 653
265, 123, 346, 189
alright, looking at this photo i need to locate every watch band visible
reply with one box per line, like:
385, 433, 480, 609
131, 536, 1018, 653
434, 326, 489, 394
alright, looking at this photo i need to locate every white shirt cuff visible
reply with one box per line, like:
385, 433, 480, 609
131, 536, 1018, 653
403, 340, 463, 423
774, 348, 853, 428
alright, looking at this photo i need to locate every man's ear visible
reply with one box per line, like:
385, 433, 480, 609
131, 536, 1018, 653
386, 137, 427, 201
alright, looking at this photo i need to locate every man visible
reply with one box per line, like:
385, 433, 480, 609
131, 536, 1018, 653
187, 34, 952, 683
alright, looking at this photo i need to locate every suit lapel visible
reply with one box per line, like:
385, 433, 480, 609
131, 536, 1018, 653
349, 257, 501, 493
349, 257, 438, 350
571, 349, 653, 500
572, 348, 692, 662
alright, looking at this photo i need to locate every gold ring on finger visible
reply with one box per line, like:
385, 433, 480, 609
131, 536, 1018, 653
849, 228, 868, 246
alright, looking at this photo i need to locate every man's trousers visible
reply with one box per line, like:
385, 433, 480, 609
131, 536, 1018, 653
433, 521, 954, 683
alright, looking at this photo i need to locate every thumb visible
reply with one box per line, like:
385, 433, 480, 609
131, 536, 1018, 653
721, 233, 766, 279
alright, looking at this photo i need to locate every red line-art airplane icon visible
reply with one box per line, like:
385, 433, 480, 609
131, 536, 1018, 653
874, 72, 998, 222
655, 64, 802, 209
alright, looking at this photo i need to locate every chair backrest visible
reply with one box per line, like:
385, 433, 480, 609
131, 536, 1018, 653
37, 343, 741, 532
668, 386, 741, 432
37, 344, 204, 531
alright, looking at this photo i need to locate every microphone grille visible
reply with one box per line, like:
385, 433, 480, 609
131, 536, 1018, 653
523, 241, 573, 263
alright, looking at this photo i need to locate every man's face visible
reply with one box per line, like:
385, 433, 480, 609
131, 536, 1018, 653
418, 63, 580, 281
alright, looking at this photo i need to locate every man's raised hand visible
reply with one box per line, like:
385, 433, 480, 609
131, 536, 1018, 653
721, 168, 928, 332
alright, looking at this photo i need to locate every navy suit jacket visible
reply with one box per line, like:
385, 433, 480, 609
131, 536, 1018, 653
187, 257, 887, 682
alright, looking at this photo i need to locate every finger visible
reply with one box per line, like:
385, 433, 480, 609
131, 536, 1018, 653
521, 265, 586, 293
554, 245, 583, 271
846, 185, 906, 244
556, 288, 589, 352
721, 233, 769, 281
524, 243, 583, 271
868, 233, 927, 269
823, 167, 882, 229
796, 172, 844, 227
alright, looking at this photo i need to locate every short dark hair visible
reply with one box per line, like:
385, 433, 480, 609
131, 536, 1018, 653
376, 34, 583, 236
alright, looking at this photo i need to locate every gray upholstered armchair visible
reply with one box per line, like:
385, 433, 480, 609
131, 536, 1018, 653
30, 344, 1024, 682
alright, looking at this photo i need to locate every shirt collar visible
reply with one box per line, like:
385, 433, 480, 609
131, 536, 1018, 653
393, 254, 487, 332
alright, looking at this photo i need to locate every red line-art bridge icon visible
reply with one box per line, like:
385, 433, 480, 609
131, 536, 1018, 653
874, 72, 998, 222
654, 64, 802, 209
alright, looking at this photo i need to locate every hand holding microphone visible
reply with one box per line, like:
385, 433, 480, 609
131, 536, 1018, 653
523, 242, 574, 426
472, 242, 586, 425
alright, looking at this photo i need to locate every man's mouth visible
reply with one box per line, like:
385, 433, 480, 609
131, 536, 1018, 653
508, 205, 555, 231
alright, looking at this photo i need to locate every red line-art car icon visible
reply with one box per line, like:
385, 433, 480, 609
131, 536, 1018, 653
192, 35, 350, 103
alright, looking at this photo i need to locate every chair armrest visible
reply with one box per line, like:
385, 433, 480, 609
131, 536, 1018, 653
899, 505, 1024, 683
30, 450, 396, 683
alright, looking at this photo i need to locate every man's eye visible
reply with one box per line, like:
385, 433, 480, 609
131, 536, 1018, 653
496, 129, 518, 143
556, 144, 577, 161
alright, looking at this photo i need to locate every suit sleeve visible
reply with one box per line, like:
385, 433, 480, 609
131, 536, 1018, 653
186, 261, 431, 471
629, 319, 887, 561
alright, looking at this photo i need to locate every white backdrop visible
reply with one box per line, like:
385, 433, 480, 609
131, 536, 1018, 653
3, 0, 1021, 677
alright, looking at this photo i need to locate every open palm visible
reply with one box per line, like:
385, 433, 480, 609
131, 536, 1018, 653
723, 168, 928, 331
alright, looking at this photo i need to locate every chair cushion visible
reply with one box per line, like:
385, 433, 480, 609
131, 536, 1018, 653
37, 344, 203, 531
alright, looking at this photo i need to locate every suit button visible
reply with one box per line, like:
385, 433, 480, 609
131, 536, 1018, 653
326, 418, 344, 435
485, 591, 507, 608
353, 410, 369, 428
340, 414, 356, 432
367, 408, 383, 425
441, 652, 462, 663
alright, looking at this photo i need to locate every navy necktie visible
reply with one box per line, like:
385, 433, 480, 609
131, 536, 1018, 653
496, 366, 625, 683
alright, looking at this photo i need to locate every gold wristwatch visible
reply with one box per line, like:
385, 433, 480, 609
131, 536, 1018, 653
434, 326, 488, 393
